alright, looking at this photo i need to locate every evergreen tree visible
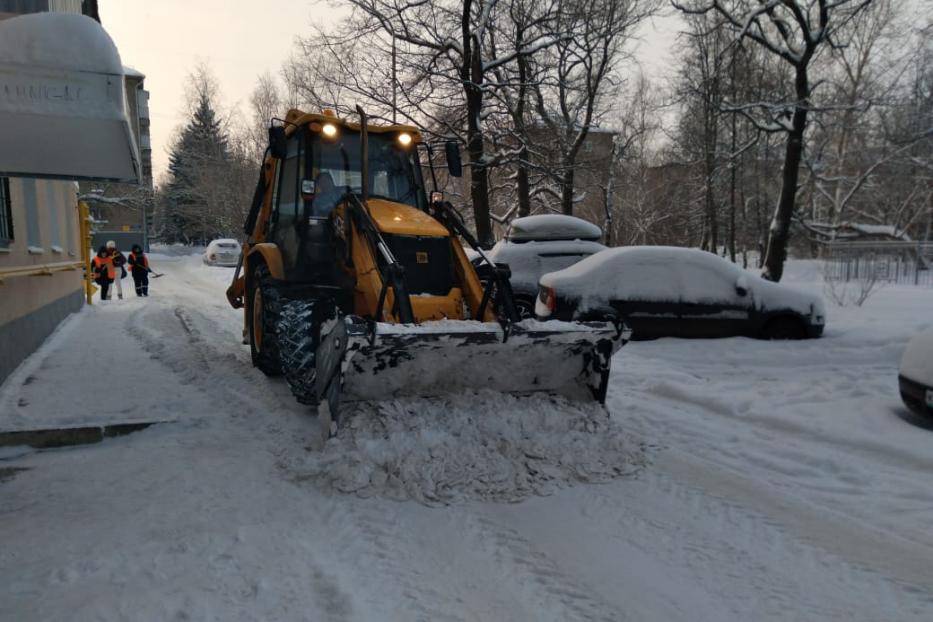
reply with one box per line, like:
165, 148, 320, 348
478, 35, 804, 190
163, 92, 230, 244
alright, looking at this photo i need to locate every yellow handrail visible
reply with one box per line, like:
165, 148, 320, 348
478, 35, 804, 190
0, 261, 83, 284
0, 203, 95, 303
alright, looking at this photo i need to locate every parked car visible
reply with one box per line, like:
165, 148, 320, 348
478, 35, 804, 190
535, 246, 826, 340
483, 214, 606, 318
899, 327, 933, 417
203, 238, 241, 267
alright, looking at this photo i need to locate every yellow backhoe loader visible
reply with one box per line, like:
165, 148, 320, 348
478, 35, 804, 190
227, 106, 628, 437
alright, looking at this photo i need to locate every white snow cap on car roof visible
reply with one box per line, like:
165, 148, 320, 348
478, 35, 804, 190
507, 214, 602, 242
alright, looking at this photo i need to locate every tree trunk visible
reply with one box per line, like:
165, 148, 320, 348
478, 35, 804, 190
516, 161, 531, 218
461, 16, 493, 247
515, 25, 532, 219
560, 166, 575, 215
762, 73, 809, 282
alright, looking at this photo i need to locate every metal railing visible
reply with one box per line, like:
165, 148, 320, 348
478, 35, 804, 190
823, 241, 933, 287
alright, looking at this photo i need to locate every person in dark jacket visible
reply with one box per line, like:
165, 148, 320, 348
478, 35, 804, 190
92, 247, 113, 301
128, 244, 153, 297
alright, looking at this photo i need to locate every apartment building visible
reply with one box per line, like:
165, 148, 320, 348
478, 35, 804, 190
0, 0, 139, 382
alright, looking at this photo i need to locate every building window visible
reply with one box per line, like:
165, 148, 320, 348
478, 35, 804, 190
0, 178, 12, 249
44, 180, 62, 252
22, 177, 43, 253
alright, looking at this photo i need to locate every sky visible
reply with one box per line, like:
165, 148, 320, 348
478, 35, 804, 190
99, 1, 680, 186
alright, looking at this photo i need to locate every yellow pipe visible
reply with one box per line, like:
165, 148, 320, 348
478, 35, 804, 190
78, 201, 94, 304
0, 261, 82, 284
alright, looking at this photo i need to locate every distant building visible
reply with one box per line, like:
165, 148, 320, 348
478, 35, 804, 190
803, 221, 912, 243
0, 0, 140, 382
82, 66, 153, 252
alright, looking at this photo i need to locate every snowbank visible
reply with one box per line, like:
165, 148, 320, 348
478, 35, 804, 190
286, 391, 645, 505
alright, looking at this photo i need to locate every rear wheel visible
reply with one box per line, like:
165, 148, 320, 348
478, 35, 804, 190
277, 299, 320, 405
248, 263, 283, 375
762, 316, 807, 340
513, 296, 536, 320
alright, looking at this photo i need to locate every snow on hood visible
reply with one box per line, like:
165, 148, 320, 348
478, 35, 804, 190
285, 391, 645, 505
541, 246, 825, 317
900, 327, 933, 384
507, 214, 602, 242
0, 13, 123, 75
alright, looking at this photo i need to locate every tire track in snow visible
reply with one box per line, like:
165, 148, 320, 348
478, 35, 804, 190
617, 374, 933, 600
460, 511, 627, 622
312, 497, 469, 622
124, 304, 358, 620
576, 472, 924, 622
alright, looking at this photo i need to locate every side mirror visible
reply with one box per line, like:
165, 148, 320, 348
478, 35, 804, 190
268, 126, 287, 159
735, 275, 749, 297
445, 141, 462, 178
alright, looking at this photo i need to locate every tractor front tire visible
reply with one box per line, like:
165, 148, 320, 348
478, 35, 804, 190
249, 263, 283, 376
277, 299, 319, 405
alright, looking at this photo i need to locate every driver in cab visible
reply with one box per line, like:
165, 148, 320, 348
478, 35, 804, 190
312, 172, 342, 217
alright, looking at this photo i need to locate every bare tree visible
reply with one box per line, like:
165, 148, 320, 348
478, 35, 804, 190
533, 0, 659, 215
248, 72, 283, 163
673, 0, 876, 281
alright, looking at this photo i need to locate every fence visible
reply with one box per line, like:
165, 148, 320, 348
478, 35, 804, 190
823, 241, 933, 287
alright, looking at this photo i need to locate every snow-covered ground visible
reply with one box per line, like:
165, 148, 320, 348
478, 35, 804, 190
1, 253, 932, 621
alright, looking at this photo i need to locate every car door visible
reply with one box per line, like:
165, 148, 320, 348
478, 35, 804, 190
676, 262, 751, 338
270, 131, 304, 272
608, 261, 683, 339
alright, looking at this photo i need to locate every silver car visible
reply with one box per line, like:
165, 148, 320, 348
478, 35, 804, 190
203, 239, 241, 267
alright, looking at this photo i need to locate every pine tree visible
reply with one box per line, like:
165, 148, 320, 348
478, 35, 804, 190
163, 93, 230, 244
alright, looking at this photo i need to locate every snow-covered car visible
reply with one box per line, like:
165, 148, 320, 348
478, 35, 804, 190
535, 246, 826, 340
203, 239, 241, 267
484, 214, 606, 318
899, 327, 933, 417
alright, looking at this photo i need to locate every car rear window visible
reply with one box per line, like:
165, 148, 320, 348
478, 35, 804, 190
538, 253, 591, 275
217, 243, 239, 249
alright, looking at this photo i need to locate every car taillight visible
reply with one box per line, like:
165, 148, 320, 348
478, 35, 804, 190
210, 254, 216, 260
539, 286, 557, 311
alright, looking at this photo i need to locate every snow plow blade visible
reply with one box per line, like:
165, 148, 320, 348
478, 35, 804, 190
315, 315, 630, 429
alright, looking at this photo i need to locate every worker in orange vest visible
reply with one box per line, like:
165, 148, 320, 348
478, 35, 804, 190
128, 244, 153, 297
91, 246, 114, 301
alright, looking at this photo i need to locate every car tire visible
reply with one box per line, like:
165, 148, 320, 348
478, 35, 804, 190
277, 299, 319, 405
514, 296, 536, 320
762, 316, 807, 340
248, 263, 283, 375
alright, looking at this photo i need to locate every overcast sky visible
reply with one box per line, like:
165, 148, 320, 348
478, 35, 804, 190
99, 1, 681, 185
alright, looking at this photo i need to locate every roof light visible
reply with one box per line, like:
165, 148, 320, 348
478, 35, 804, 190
397, 132, 412, 146
322, 123, 338, 137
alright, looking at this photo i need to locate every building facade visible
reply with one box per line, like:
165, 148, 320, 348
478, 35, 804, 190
0, 0, 136, 383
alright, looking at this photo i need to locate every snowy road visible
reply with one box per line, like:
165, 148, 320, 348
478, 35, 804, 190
2, 253, 932, 621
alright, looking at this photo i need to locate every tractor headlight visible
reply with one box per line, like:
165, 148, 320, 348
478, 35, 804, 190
397, 132, 412, 146
322, 123, 338, 138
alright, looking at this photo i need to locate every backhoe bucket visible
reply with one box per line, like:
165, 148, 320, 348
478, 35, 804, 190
314, 315, 629, 429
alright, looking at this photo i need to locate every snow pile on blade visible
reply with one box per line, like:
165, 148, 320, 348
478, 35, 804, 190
283, 390, 645, 505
